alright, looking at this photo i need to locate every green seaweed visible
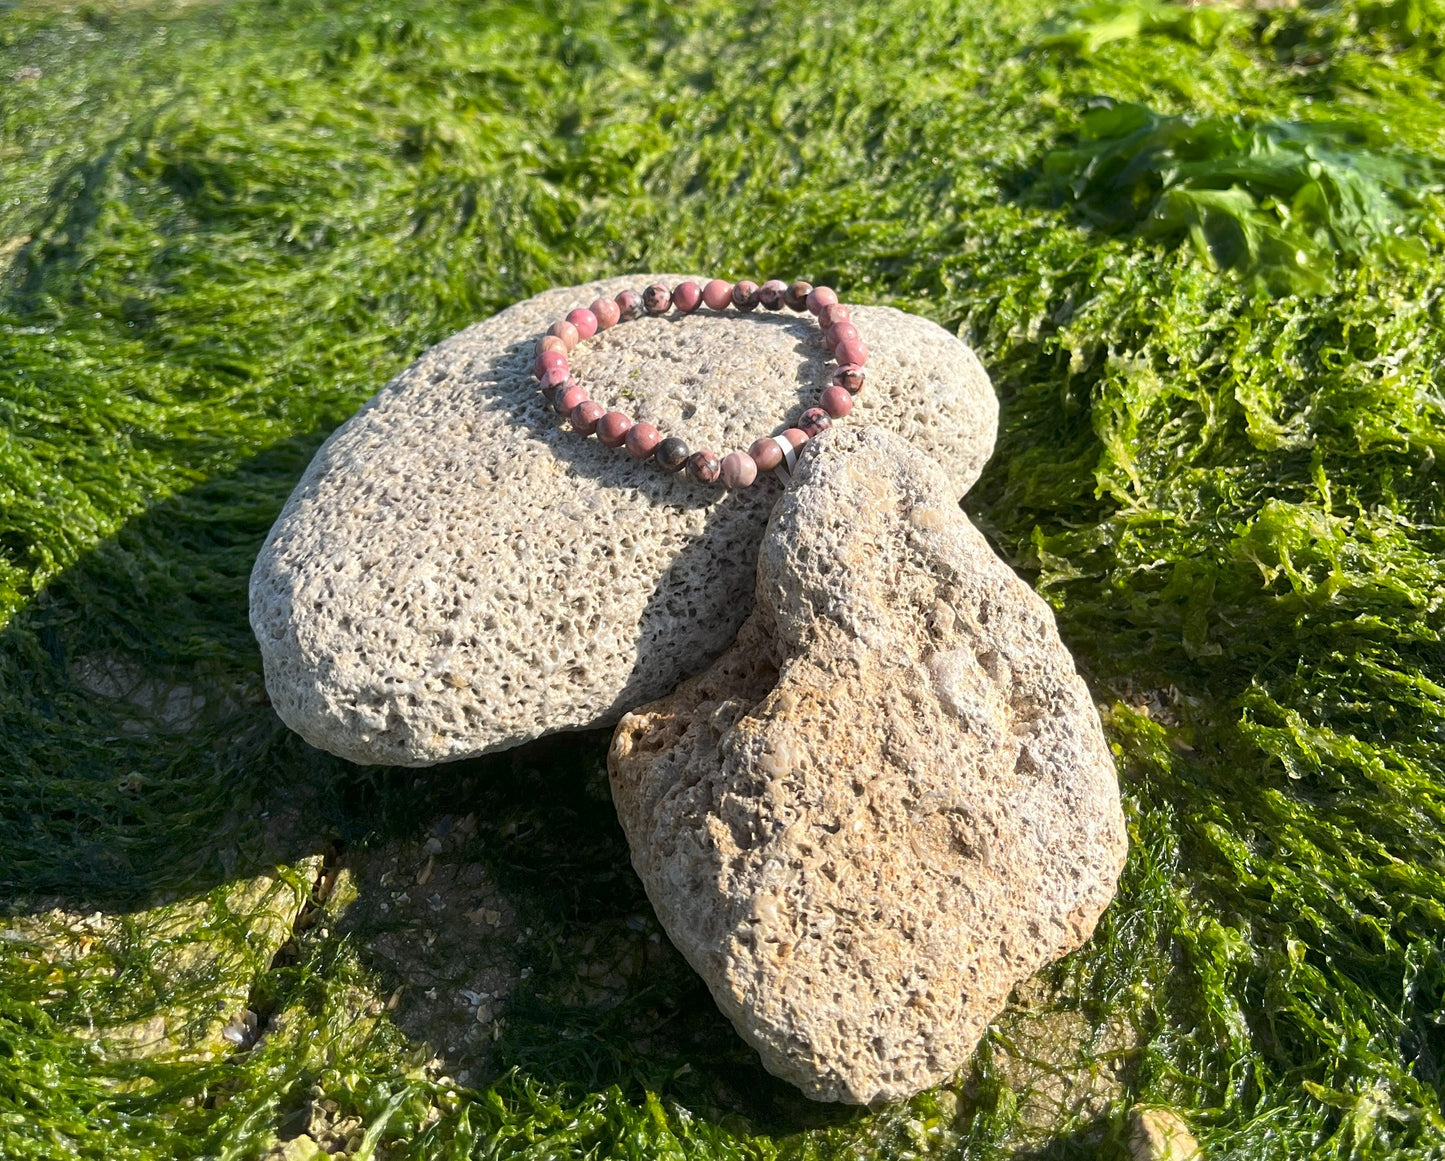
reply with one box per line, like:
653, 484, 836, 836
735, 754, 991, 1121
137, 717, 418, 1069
1, 0, 1444, 1158
1039, 100, 1445, 291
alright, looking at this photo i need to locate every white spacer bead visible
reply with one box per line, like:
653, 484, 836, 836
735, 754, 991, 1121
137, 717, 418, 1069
771, 435, 798, 483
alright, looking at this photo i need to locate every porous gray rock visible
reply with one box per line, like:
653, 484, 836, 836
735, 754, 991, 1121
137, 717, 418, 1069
608, 425, 1126, 1105
250, 276, 997, 765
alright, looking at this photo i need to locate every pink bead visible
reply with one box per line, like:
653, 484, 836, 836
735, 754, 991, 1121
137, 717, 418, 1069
591, 298, 621, 329
732, 280, 760, 311
566, 308, 598, 340
759, 279, 788, 310
536, 334, 567, 357
835, 338, 868, 367
749, 437, 784, 471
800, 407, 832, 437
818, 302, 851, 330
555, 383, 588, 416
781, 427, 809, 450
826, 322, 859, 353
673, 281, 703, 313
720, 451, 759, 488
805, 286, 838, 315
539, 365, 570, 394
643, 283, 672, 314
571, 399, 605, 434
833, 364, 865, 393
534, 348, 568, 379
702, 279, 733, 310
625, 422, 662, 458
615, 290, 644, 321
597, 411, 632, 448
820, 385, 853, 418
548, 320, 580, 350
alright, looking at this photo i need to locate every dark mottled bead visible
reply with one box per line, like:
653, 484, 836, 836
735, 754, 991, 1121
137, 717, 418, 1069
571, 399, 605, 434
615, 289, 645, 321
655, 436, 690, 472
673, 281, 703, 313
643, 283, 672, 314
833, 363, 865, 393
731, 281, 760, 311
758, 279, 788, 310
799, 407, 832, 437
539, 364, 571, 395
785, 280, 813, 311
685, 450, 721, 483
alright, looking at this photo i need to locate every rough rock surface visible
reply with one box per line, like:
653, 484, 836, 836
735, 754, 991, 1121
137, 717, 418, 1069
250, 276, 997, 765
608, 426, 1126, 1105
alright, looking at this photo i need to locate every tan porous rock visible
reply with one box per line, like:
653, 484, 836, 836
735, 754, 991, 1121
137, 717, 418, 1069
608, 425, 1126, 1105
250, 277, 997, 765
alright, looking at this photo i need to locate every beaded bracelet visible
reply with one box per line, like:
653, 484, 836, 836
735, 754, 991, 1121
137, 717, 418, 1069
532, 278, 868, 488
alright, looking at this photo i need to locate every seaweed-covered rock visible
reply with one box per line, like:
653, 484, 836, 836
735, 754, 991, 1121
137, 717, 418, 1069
608, 426, 1126, 1105
249, 277, 997, 766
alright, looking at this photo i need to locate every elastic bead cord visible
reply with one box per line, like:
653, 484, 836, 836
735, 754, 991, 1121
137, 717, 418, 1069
531, 278, 869, 488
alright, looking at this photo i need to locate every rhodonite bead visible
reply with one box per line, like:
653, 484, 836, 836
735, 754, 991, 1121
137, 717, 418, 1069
759, 279, 788, 310
721, 451, 758, 488
820, 384, 854, 418
835, 338, 868, 367
818, 302, 851, 330
615, 290, 645, 321
555, 382, 588, 416
799, 407, 833, 437
625, 422, 662, 459
781, 427, 809, 451
591, 298, 621, 329
571, 399, 605, 434
566, 308, 599, 339
825, 321, 859, 353
536, 334, 568, 357
686, 450, 721, 483
833, 364, 865, 393
643, 283, 672, 314
785, 280, 812, 311
805, 286, 838, 315
539, 365, 571, 394
597, 411, 632, 448
702, 279, 733, 310
731, 280, 760, 311
655, 437, 690, 472
534, 347, 568, 378
749, 436, 784, 471
548, 319, 580, 350
673, 281, 703, 313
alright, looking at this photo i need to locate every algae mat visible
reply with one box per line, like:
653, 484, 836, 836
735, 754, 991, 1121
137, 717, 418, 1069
1, 0, 1443, 1157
